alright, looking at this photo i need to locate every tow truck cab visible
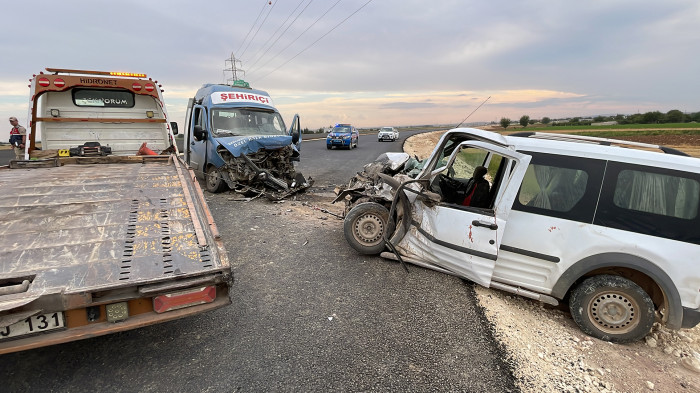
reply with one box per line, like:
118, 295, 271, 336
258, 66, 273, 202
26, 68, 178, 158
183, 81, 309, 199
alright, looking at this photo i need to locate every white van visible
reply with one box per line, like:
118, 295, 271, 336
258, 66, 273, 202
337, 128, 700, 343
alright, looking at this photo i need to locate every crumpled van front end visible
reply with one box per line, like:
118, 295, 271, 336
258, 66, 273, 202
184, 83, 312, 199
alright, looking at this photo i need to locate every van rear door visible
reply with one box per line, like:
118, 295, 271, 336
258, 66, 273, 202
398, 141, 530, 287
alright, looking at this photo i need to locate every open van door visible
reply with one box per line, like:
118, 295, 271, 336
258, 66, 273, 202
288, 114, 301, 152
396, 140, 531, 287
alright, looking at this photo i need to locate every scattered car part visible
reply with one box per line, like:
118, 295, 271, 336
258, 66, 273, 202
69, 141, 112, 157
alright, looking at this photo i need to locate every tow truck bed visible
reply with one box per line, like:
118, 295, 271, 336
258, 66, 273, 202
0, 155, 230, 354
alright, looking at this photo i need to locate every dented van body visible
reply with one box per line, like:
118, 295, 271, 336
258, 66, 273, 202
183, 83, 311, 200
336, 128, 700, 343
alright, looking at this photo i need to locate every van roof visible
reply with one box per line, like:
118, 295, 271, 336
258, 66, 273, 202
448, 128, 700, 173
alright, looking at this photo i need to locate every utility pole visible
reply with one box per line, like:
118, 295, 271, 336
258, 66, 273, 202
223, 53, 245, 85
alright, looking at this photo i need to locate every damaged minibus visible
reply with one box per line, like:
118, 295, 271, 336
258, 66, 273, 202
183, 81, 312, 200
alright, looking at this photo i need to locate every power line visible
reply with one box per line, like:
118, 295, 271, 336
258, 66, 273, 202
253, 0, 373, 83
248, 0, 343, 77
246, 0, 313, 72
239, 1, 278, 59
235, 1, 270, 58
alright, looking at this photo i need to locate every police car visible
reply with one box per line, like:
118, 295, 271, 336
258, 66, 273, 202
326, 124, 359, 149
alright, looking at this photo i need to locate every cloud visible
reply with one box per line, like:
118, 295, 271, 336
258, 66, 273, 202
1, 0, 698, 131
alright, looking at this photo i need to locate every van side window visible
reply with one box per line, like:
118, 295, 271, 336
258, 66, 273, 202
518, 165, 588, 212
512, 152, 606, 223
596, 162, 700, 245
613, 169, 699, 219
192, 107, 204, 141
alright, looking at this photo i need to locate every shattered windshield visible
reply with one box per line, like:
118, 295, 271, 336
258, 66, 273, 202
211, 108, 286, 137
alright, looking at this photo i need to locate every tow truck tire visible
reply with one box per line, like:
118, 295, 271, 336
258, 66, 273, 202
344, 202, 389, 255
569, 275, 655, 343
206, 166, 227, 193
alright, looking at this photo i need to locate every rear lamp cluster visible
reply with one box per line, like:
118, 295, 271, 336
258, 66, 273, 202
37, 77, 64, 87
36, 77, 157, 93
131, 82, 156, 92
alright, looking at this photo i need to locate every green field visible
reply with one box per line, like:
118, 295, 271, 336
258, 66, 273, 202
569, 129, 700, 138
512, 122, 700, 132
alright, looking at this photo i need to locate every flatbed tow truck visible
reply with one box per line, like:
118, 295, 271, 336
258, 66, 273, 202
0, 69, 231, 354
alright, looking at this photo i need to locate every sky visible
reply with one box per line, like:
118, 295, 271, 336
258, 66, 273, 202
2, 0, 699, 131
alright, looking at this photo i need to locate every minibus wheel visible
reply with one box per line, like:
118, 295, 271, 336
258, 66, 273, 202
344, 202, 389, 255
206, 166, 227, 193
569, 275, 655, 343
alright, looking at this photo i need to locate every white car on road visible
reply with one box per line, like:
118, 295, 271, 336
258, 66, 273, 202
378, 126, 399, 142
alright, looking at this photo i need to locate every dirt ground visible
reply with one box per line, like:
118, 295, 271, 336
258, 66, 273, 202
404, 130, 700, 393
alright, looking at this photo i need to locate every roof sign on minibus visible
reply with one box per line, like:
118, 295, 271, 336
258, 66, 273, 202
211, 92, 273, 106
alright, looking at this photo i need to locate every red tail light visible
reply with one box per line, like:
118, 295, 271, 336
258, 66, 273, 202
153, 286, 216, 313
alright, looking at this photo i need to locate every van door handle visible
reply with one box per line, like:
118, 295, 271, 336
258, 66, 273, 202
472, 220, 498, 230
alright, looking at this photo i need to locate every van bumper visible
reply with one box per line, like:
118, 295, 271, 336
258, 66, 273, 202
682, 307, 700, 329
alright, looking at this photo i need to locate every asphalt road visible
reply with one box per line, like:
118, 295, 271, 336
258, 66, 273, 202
0, 130, 518, 392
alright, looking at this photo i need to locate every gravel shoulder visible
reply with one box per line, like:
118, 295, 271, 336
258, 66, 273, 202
404, 130, 700, 393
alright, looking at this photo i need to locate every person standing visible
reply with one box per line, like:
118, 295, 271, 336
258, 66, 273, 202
8, 116, 26, 160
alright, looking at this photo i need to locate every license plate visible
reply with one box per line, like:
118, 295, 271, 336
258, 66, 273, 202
334, 139, 342, 143
0, 312, 65, 340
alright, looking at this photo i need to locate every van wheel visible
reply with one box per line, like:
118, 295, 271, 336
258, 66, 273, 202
206, 166, 227, 193
343, 202, 389, 255
569, 275, 654, 343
